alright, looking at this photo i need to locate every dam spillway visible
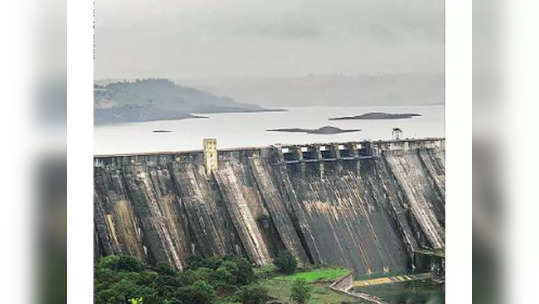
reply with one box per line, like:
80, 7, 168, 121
94, 138, 445, 277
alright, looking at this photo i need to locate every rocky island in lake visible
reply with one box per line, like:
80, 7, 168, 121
267, 125, 360, 135
329, 112, 421, 120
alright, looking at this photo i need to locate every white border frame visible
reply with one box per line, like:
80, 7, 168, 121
445, 0, 472, 304
65, 1, 473, 303
67, 0, 93, 303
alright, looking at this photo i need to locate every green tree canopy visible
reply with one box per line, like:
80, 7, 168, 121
95, 254, 258, 304
237, 283, 269, 304
273, 251, 297, 274
174, 280, 216, 304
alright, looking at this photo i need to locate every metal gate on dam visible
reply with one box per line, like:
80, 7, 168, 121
94, 137, 445, 278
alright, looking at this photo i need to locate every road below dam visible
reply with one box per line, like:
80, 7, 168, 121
94, 138, 445, 278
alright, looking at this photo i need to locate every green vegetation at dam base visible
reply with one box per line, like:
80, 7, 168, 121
94, 254, 358, 304
262, 269, 359, 304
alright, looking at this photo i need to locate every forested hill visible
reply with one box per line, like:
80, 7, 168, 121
94, 79, 273, 124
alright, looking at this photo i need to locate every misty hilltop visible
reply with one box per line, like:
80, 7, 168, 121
94, 79, 277, 124
183, 73, 443, 107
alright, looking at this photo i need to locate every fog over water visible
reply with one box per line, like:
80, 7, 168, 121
94, 105, 443, 155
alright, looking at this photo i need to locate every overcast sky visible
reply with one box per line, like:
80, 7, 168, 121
95, 0, 443, 80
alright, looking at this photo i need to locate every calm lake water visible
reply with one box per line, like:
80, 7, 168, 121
355, 280, 445, 304
94, 105, 444, 155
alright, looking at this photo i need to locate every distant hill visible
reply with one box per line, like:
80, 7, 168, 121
94, 79, 276, 124
182, 73, 444, 107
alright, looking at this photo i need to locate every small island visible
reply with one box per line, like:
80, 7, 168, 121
152, 130, 174, 133
329, 112, 421, 120
267, 126, 361, 135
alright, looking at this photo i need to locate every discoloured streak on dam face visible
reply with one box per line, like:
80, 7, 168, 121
94, 138, 445, 277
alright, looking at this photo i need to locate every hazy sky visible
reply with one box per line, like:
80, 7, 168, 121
95, 0, 443, 80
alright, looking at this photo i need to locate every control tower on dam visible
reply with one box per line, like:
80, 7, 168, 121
94, 137, 445, 277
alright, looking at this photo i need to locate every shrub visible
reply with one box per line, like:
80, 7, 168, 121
174, 280, 216, 304
191, 267, 214, 282
154, 262, 177, 276
95, 276, 156, 304
226, 257, 255, 285
95, 254, 258, 304
273, 251, 297, 274
97, 255, 145, 273
205, 255, 226, 270
186, 255, 228, 270
213, 282, 240, 298
220, 260, 240, 274
237, 284, 269, 304
289, 279, 311, 304
186, 255, 205, 270
254, 264, 277, 280
177, 270, 198, 286
154, 272, 181, 299
212, 266, 235, 285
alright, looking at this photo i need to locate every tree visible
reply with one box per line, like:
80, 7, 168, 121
289, 279, 311, 304
229, 256, 255, 285
95, 276, 156, 304
154, 262, 177, 276
237, 284, 269, 304
94, 256, 157, 304
273, 251, 297, 274
95, 254, 258, 304
185, 255, 205, 270
204, 255, 225, 270
212, 266, 235, 285
174, 280, 215, 304
98, 255, 145, 273
154, 272, 181, 299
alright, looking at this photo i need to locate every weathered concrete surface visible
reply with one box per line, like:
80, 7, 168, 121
249, 157, 309, 262
94, 138, 445, 277
384, 152, 445, 249
214, 163, 272, 265
283, 161, 411, 275
169, 162, 244, 259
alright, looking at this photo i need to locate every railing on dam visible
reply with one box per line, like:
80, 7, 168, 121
93, 137, 445, 168
277, 142, 373, 165
276, 138, 444, 165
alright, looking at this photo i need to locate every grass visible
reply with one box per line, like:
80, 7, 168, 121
218, 266, 365, 303
273, 267, 350, 283
263, 267, 366, 304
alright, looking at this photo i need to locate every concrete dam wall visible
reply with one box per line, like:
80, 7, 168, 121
94, 138, 445, 277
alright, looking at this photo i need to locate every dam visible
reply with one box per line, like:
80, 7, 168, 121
94, 137, 445, 278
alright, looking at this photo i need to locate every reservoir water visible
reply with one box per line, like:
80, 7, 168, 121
94, 105, 444, 155
354, 280, 445, 304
